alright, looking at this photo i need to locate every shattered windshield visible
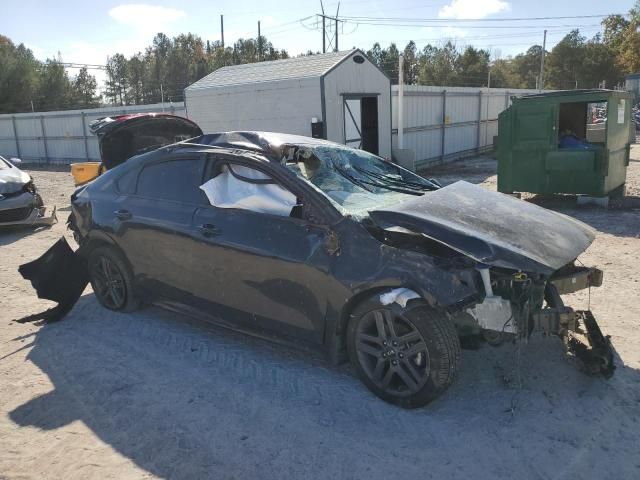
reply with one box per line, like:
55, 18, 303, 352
284, 144, 437, 216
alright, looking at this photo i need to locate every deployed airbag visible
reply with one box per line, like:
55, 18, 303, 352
199, 164, 297, 217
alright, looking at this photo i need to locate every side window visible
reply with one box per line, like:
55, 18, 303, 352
137, 158, 206, 204
199, 162, 298, 217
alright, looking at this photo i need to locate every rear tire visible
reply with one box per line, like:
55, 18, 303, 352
347, 299, 461, 408
88, 246, 139, 312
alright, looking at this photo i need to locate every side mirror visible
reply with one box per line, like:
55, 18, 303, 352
9, 157, 22, 166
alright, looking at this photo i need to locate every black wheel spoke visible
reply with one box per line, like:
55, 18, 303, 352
396, 363, 420, 392
357, 341, 381, 358
381, 367, 394, 388
404, 340, 427, 358
402, 358, 424, 386
373, 311, 388, 340
111, 285, 124, 306
382, 310, 397, 337
100, 257, 110, 277
398, 330, 421, 344
359, 333, 381, 345
372, 358, 386, 380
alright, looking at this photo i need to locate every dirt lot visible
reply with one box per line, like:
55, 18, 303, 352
1, 149, 639, 480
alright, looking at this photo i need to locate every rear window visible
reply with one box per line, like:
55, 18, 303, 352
136, 158, 205, 204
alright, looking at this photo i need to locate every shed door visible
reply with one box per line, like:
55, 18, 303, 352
343, 96, 379, 155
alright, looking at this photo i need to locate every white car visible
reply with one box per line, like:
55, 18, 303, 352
0, 155, 56, 227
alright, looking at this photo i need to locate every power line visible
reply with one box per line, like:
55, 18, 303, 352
392, 27, 602, 44
339, 13, 626, 23
341, 21, 603, 29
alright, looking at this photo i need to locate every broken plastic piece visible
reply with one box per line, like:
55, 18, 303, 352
199, 164, 297, 217
379, 288, 420, 308
17, 237, 88, 323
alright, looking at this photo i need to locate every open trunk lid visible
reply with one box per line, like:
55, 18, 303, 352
90, 113, 202, 169
369, 181, 595, 275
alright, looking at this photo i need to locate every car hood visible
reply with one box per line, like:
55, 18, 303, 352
90, 113, 203, 170
368, 181, 596, 275
0, 167, 30, 195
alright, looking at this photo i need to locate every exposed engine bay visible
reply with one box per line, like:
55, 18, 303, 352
374, 222, 613, 377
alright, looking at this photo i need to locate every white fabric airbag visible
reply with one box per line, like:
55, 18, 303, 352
199, 165, 297, 217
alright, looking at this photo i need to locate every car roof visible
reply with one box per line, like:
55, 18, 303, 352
173, 131, 348, 159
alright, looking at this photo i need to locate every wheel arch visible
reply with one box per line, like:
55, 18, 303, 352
327, 286, 427, 365
81, 232, 135, 274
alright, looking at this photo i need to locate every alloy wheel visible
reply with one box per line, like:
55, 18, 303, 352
90, 255, 126, 310
355, 308, 430, 396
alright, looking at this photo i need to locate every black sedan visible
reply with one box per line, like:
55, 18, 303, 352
22, 123, 612, 408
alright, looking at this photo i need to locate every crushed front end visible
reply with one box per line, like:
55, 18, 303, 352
368, 181, 615, 378
467, 264, 614, 378
0, 180, 57, 227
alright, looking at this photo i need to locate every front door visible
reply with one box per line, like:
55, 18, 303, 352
188, 157, 334, 343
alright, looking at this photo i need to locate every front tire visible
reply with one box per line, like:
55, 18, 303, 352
88, 246, 139, 312
347, 300, 461, 408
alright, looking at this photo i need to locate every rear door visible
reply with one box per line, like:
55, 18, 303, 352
112, 153, 208, 297
188, 155, 336, 343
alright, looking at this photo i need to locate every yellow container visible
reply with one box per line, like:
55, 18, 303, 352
70, 162, 103, 186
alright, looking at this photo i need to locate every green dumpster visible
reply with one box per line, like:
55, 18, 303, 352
497, 89, 633, 197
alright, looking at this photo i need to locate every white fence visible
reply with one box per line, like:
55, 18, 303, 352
1, 87, 545, 167
392, 85, 544, 169
0, 103, 185, 164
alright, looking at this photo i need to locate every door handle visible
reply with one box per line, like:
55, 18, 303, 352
114, 209, 132, 220
197, 223, 220, 237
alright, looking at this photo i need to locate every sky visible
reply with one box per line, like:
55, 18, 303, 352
1, 0, 635, 87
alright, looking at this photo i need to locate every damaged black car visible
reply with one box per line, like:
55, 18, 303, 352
21, 122, 612, 408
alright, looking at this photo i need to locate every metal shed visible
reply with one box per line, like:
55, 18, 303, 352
184, 49, 392, 158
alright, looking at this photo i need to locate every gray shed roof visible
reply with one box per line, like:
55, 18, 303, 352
186, 50, 359, 90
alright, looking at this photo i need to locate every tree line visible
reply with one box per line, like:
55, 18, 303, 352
1, 2, 639, 114
104, 33, 288, 106
0, 35, 100, 113
367, 3, 640, 90
0, 33, 288, 113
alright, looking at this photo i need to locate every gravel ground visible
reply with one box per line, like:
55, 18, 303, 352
1, 148, 639, 480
